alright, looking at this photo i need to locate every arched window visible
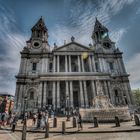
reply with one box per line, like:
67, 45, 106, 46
30, 91, 34, 100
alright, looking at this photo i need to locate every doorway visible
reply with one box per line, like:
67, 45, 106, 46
73, 91, 79, 107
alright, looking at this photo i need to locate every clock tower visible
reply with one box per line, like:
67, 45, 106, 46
26, 16, 50, 52
91, 18, 115, 50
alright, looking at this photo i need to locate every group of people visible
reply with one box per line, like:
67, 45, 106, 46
0, 107, 83, 132
0, 112, 19, 132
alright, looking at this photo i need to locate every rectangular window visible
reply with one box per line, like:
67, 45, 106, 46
32, 63, 37, 71
49, 62, 52, 72
109, 62, 114, 70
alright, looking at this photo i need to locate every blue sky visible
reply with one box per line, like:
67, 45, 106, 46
0, 0, 140, 95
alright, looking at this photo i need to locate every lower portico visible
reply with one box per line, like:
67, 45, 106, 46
37, 73, 112, 110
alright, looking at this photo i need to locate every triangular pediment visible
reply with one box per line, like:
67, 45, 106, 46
54, 42, 91, 52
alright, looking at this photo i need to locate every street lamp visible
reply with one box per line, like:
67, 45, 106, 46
66, 96, 70, 121
22, 96, 28, 140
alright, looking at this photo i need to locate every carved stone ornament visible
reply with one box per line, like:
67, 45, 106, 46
30, 58, 40, 63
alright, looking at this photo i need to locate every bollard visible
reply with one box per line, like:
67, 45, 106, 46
94, 117, 98, 128
53, 117, 57, 128
62, 121, 66, 134
115, 116, 120, 127
45, 123, 49, 138
73, 117, 77, 128
134, 114, 140, 126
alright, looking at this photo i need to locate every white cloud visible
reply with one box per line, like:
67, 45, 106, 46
0, 4, 27, 95
126, 53, 140, 89
110, 28, 128, 45
50, 0, 135, 46
0, 0, 138, 95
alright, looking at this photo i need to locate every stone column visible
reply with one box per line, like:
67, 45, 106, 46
38, 82, 42, 108
78, 55, 81, 72
70, 81, 73, 107
41, 82, 44, 108
99, 58, 103, 72
91, 81, 96, 99
107, 81, 113, 104
102, 59, 107, 72
123, 83, 131, 104
53, 55, 56, 72
15, 85, 19, 109
23, 58, 27, 74
66, 81, 69, 97
117, 58, 123, 74
17, 85, 22, 111
91, 56, 96, 72
52, 81, 56, 109
41, 58, 45, 73
69, 55, 71, 72
81, 55, 85, 72
88, 56, 92, 72
79, 81, 84, 107
43, 82, 47, 107
104, 81, 108, 97
57, 81, 60, 108
83, 81, 89, 107
127, 82, 134, 104
65, 55, 68, 72
22, 84, 26, 112
57, 55, 60, 72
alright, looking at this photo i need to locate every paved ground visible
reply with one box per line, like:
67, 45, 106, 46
2, 117, 140, 133
0, 117, 140, 140
1, 130, 140, 140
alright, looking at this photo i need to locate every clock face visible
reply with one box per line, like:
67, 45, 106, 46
32, 40, 41, 49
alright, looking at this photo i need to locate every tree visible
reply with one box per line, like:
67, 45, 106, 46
132, 89, 140, 106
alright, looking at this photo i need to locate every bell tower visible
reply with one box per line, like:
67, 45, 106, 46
31, 16, 48, 41
92, 18, 115, 50
92, 18, 110, 43
26, 16, 50, 52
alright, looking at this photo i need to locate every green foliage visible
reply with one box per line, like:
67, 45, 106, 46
132, 89, 140, 106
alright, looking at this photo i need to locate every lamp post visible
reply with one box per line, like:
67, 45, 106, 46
22, 96, 28, 140
66, 96, 70, 121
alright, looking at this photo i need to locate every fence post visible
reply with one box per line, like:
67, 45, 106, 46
45, 123, 49, 138
53, 117, 57, 128
94, 117, 98, 127
73, 117, 77, 128
62, 121, 66, 134
115, 116, 120, 127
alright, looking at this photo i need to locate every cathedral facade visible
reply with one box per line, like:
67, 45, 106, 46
15, 17, 134, 112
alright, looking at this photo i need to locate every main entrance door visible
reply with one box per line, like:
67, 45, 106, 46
73, 91, 79, 107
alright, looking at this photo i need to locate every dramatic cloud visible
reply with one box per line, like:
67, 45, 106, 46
110, 28, 128, 45
126, 53, 140, 89
50, 0, 135, 46
0, 0, 140, 95
0, 4, 26, 94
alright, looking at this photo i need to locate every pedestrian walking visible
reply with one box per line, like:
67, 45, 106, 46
32, 113, 37, 125
11, 116, 17, 132
43, 111, 49, 130
77, 114, 82, 131
37, 111, 42, 128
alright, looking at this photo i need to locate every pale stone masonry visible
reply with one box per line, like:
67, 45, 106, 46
15, 17, 134, 112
